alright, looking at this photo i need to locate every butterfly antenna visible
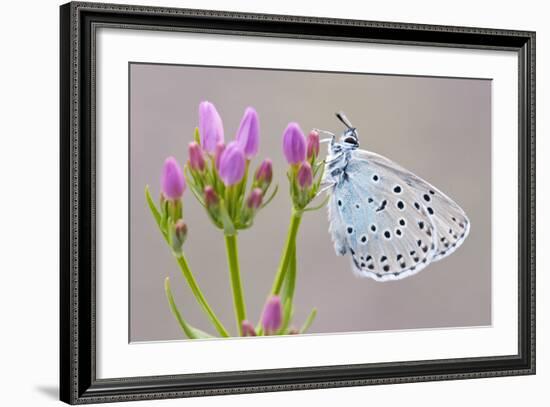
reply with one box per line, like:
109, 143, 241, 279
313, 128, 336, 145
335, 111, 354, 129
314, 128, 336, 137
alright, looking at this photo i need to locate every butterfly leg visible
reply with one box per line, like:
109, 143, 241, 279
323, 152, 344, 165
317, 181, 336, 196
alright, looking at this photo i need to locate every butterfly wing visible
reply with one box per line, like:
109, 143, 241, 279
327, 195, 348, 256
358, 150, 471, 261
327, 149, 469, 281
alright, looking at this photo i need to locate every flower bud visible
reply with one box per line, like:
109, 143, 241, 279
241, 320, 257, 337
218, 141, 246, 186
161, 157, 186, 200
261, 295, 282, 334
214, 142, 225, 170
306, 130, 320, 160
282, 122, 306, 165
247, 188, 263, 209
297, 162, 313, 189
254, 158, 273, 186
188, 141, 205, 171
199, 101, 224, 153
204, 185, 219, 208
175, 219, 187, 242
171, 219, 187, 252
236, 107, 260, 159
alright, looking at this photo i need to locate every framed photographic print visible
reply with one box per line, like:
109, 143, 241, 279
60, 1, 536, 404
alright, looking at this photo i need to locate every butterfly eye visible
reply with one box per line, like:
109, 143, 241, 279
344, 137, 358, 145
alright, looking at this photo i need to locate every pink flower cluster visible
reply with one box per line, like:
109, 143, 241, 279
281, 123, 322, 210
185, 101, 275, 232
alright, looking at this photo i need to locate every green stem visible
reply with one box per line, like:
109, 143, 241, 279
281, 242, 297, 306
224, 234, 247, 335
224, 186, 233, 219
271, 209, 303, 295
175, 254, 230, 337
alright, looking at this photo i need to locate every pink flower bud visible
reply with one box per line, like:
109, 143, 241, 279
236, 107, 260, 159
282, 122, 306, 165
204, 185, 219, 208
214, 142, 225, 170
241, 320, 257, 337
297, 162, 313, 189
161, 157, 186, 200
170, 219, 187, 253
198, 101, 224, 153
188, 141, 205, 171
254, 159, 273, 185
218, 141, 246, 186
174, 219, 187, 244
261, 295, 282, 334
247, 188, 263, 209
306, 130, 320, 160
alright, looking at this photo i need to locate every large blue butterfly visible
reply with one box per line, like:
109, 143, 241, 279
322, 112, 470, 282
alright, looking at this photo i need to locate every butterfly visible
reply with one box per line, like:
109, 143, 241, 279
320, 112, 470, 282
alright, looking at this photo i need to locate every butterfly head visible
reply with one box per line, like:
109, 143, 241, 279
324, 112, 360, 181
335, 111, 359, 149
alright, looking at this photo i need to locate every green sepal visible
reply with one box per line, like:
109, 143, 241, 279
235, 160, 250, 207
260, 184, 279, 209
219, 199, 236, 236
187, 181, 206, 207
145, 185, 169, 243
303, 194, 330, 212
313, 160, 325, 178
160, 199, 170, 232
194, 127, 201, 145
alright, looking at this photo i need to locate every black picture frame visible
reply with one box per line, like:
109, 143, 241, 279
60, 1, 536, 404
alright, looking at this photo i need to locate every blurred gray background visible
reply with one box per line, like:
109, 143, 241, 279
129, 63, 491, 342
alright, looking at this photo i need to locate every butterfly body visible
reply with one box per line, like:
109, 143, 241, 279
323, 113, 470, 282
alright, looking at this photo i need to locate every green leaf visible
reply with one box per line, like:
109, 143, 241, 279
174, 256, 230, 337
145, 185, 162, 226
278, 298, 293, 335
164, 277, 215, 339
300, 308, 317, 334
